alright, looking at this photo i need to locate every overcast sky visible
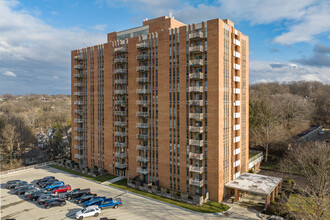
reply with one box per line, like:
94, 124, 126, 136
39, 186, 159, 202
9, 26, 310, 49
0, 0, 329, 95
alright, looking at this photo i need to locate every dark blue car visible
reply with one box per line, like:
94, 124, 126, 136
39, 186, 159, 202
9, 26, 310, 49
97, 198, 122, 209
83, 197, 106, 207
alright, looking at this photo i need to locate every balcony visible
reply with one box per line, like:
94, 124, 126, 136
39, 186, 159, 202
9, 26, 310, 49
137, 167, 149, 174
234, 29, 238, 36
114, 58, 127, 64
74, 145, 83, 150
189, 72, 204, 80
136, 66, 149, 72
74, 73, 83, 78
189, 165, 204, 173
189, 126, 204, 133
233, 88, 240, 94
189, 139, 204, 147
136, 123, 149, 129
234, 101, 241, 106
233, 64, 241, 70
189, 59, 204, 66
114, 111, 126, 116
233, 76, 240, 82
189, 178, 205, 187
74, 92, 84, 96
74, 118, 83, 123
136, 112, 149, 117
233, 124, 240, 131
233, 171, 240, 179
114, 69, 127, 74
74, 83, 83, 87
74, 154, 84, 159
189, 113, 204, 120
234, 112, 240, 118
136, 42, 149, 49
189, 46, 204, 54
189, 100, 204, 106
74, 101, 83, 105
115, 162, 127, 169
114, 131, 127, 137
189, 152, 204, 160
74, 110, 84, 114
114, 47, 127, 53
114, 100, 127, 106
233, 136, 241, 143
137, 54, 149, 60
136, 100, 150, 106
233, 160, 240, 167
136, 77, 149, 83
74, 127, 83, 132
248, 151, 264, 169
189, 31, 204, 40
233, 148, 240, 155
74, 64, 83, 69
74, 54, 83, 60
137, 156, 149, 163
115, 152, 127, 158
136, 89, 150, 94
233, 51, 241, 58
233, 39, 241, 47
115, 142, 126, 148
137, 134, 149, 140
137, 145, 150, 151
74, 136, 83, 141
114, 121, 126, 127
114, 90, 127, 95
114, 79, 126, 85
188, 86, 204, 93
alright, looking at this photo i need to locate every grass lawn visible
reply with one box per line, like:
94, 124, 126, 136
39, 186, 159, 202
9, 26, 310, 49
49, 164, 116, 183
110, 179, 230, 213
287, 194, 313, 213
249, 151, 259, 158
260, 156, 280, 170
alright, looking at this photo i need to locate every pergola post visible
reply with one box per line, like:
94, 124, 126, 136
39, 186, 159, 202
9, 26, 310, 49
275, 186, 278, 196
234, 189, 240, 202
265, 194, 270, 208
270, 190, 275, 201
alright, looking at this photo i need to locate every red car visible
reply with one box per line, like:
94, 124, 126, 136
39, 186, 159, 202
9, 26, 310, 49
52, 185, 71, 194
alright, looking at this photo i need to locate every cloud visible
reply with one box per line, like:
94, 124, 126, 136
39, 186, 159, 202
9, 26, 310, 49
92, 24, 108, 31
250, 60, 330, 84
293, 44, 330, 67
3, 71, 16, 77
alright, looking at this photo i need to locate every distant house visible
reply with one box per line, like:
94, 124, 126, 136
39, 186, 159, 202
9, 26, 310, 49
23, 148, 49, 165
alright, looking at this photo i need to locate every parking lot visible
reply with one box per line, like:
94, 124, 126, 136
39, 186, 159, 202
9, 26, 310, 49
1, 166, 243, 220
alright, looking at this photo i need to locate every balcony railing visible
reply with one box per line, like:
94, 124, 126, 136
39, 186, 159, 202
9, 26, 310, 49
189, 152, 204, 160
233, 136, 241, 143
74, 110, 84, 114
114, 90, 127, 95
136, 123, 150, 129
189, 139, 204, 146
114, 79, 126, 85
234, 101, 241, 106
233, 171, 241, 179
74, 154, 84, 159
74, 92, 84, 96
189, 100, 204, 106
74, 127, 83, 132
74, 101, 84, 106
115, 162, 127, 169
114, 131, 127, 137
74, 83, 83, 87
189, 46, 204, 53
189, 113, 204, 120
189, 178, 205, 187
74, 136, 83, 141
234, 29, 238, 35
137, 54, 149, 60
114, 69, 127, 74
74, 145, 83, 150
233, 160, 240, 167
114, 58, 128, 64
74, 54, 83, 60
114, 121, 126, 127
137, 145, 150, 151
114, 100, 127, 106
74, 73, 84, 78
189, 59, 204, 66
136, 77, 149, 83
114, 111, 126, 116
136, 112, 149, 117
189, 165, 204, 173
233, 124, 240, 131
234, 112, 240, 118
74, 64, 83, 69
189, 126, 204, 133
188, 86, 204, 93
233, 76, 240, 82
136, 66, 149, 72
136, 100, 150, 106
137, 134, 149, 140
115, 152, 127, 158
189, 73, 204, 80
136, 42, 149, 49
137, 167, 149, 174
233, 64, 241, 70
233, 39, 241, 47
115, 142, 126, 148
189, 31, 204, 40
233, 51, 241, 58
74, 119, 83, 123
114, 47, 127, 53
136, 89, 150, 94
233, 148, 240, 155
233, 88, 240, 94
137, 156, 149, 163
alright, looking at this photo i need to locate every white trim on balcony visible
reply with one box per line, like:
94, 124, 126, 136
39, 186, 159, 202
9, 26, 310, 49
233, 160, 240, 167
233, 88, 240, 94
233, 76, 240, 82
74, 154, 84, 159
234, 124, 241, 131
233, 148, 240, 155
189, 139, 204, 146
233, 51, 241, 58
137, 167, 149, 174
233, 171, 240, 179
234, 101, 241, 106
189, 165, 204, 173
234, 112, 241, 118
233, 64, 241, 70
233, 39, 241, 46
233, 136, 241, 143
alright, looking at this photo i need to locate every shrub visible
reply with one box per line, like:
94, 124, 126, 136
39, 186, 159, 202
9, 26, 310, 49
166, 189, 171, 194
275, 195, 280, 202
188, 195, 193, 200
265, 201, 290, 217
176, 192, 181, 197
148, 185, 152, 189
249, 169, 254, 173
157, 187, 161, 191
87, 167, 90, 172
132, 179, 136, 184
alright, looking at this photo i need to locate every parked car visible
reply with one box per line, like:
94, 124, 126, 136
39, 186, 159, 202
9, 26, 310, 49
28, 190, 47, 201
45, 181, 64, 191
84, 197, 106, 207
65, 188, 90, 200
5, 180, 20, 189
37, 194, 58, 205
98, 198, 122, 209
39, 179, 58, 188
44, 198, 66, 209
15, 186, 34, 195
75, 194, 97, 204
36, 176, 55, 185
52, 185, 71, 194
75, 205, 101, 219
13, 183, 34, 190
8, 181, 28, 189
22, 188, 39, 196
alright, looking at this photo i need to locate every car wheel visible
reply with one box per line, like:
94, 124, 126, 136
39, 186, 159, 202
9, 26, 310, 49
114, 205, 118, 209
68, 197, 71, 200
79, 216, 83, 220
94, 213, 99, 217
60, 203, 64, 207
46, 205, 50, 209
78, 200, 81, 204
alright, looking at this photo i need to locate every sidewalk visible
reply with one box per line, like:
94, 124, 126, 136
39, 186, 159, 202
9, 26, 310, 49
102, 176, 124, 185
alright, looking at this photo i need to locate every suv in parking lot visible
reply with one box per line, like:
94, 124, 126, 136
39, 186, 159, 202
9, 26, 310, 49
44, 198, 66, 209
45, 181, 64, 191
28, 190, 46, 201
37, 194, 58, 205
36, 176, 55, 185
52, 185, 71, 194
75, 194, 97, 204
8, 181, 28, 189
64, 188, 90, 200
75, 205, 101, 219
98, 198, 122, 209
5, 180, 20, 189
39, 179, 58, 188
83, 197, 106, 207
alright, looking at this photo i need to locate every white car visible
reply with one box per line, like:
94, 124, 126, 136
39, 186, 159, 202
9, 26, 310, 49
75, 205, 101, 219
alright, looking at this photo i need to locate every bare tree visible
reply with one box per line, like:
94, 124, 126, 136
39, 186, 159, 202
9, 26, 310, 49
1, 123, 20, 168
282, 142, 330, 220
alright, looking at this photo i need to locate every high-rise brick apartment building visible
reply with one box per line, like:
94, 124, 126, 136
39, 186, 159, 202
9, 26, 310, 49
71, 16, 249, 202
